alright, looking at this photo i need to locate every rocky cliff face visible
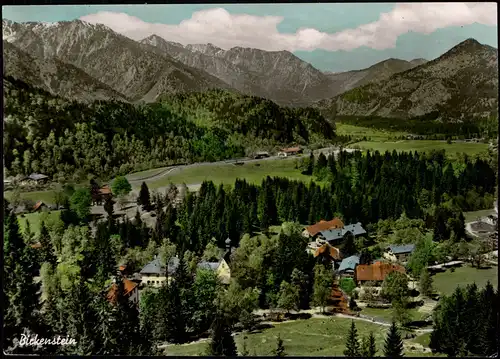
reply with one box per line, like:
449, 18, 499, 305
2, 19, 232, 102
3, 40, 127, 102
318, 39, 498, 120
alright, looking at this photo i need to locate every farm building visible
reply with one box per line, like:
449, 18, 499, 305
354, 261, 406, 286
107, 278, 139, 306
278, 146, 303, 157
253, 151, 270, 159
92, 185, 113, 205
32, 201, 48, 212
303, 218, 345, 238
383, 244, 416, 264
21, 173, 49, 185
337, 255, 360, 278
316, 222, 366, 246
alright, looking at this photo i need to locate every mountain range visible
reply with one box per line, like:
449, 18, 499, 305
2, 18, 498, 119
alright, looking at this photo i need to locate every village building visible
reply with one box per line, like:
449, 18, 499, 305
139, 256, 179, 287
32, 201, 48, 212
107, 278, 139, 306
308, 241, 342, 262
21, 173, 49, 186
316, 222, 366, 246
383, 244, 416, 263
277, 146, 303, 157
197, 258, 231, 284
92, 185, 113, 205
354, 261, 406, 286
303, 218, 345, 239
337, 255, 360, 278
253, 151, 270, 159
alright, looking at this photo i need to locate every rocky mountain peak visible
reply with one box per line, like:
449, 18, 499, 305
185, 43, 223, 56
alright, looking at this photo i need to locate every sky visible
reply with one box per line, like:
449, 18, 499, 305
3, 3, 498, 72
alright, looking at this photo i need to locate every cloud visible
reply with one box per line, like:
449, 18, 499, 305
79, 3, 497, 52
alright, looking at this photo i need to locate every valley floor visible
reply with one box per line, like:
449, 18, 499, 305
164, 314, 442, 357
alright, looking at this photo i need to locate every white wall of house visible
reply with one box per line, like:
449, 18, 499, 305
140, 274, 173, 287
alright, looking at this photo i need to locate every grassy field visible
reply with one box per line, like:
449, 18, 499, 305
17, 210, 62, 235
165, 317, 438, 356
4, 190, 59, 205
336, 123, 407, 141
360, 307, 429, 323
432, 265, 498, 297
463, 208, 496, 223
349, 140, 488, 157
411, 332, 431, 347
148, 158, 311, 189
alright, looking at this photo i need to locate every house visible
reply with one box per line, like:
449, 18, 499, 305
311, 242, 342, 261
277, 146, 303, 157
337, 255, 360, 278
139, 256, 179, 287
303, 218, 345, 238
384, 244, 416, 263
317, 222, 366, 246
31, 242, 42, 249
197, 258, 231, 284
355, 261, 406, 285
92, 185, 113, 205
107, 278, 139, 306
21, 173, 49, 185
253, 151, 270, 159
33, 201, 48, 212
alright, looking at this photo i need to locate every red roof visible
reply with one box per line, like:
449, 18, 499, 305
33, 201, 45, 211
306, 218, 345, 237
314, 243, 341, 260
99, 186, 112, 195
107, 279, 138, 303
281, 146, 302, 153
119, 265, 127, 272
31, 242, 42, 249
355, 262, 406, 282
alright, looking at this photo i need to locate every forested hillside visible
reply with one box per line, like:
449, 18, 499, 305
334, 115, 498, 139
3, 77, 336, 181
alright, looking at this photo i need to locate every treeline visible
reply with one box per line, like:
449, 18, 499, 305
3, 77, 337, 182
336, 114, 498, 138
430, 282, 498, 357
170, 149, 495, 252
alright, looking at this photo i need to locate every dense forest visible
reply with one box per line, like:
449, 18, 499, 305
4, 145, 497, 355
336, 114, 498, 139
3, 77, 338, 182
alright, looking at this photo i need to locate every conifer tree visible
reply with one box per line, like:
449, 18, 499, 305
39, 221, 57, 266
344, 320, 361, 357
137, 181, 151, 211
274, 334, 286, 356
104, 196, 115, 218
3, 210, 41, 352
206, 311, 237, 356
366, 331, 377, 357
240, 338, 249, 356
383, 321, 404, 357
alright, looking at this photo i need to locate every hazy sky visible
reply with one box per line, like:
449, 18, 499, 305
3, 3, 498, 72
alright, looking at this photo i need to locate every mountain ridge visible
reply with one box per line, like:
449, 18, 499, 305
2, 19, 233, 102
317, 38, 498, 120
